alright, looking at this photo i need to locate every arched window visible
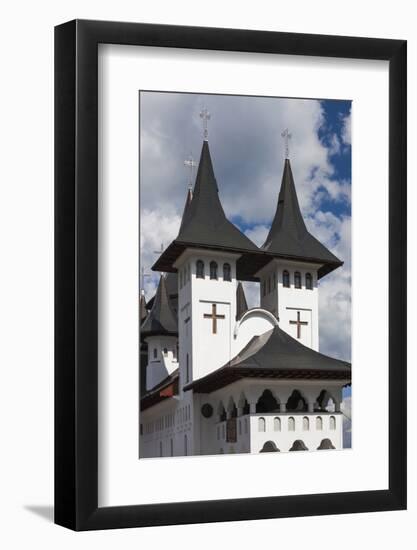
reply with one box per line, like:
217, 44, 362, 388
196, 260, 205, 279
223, 263, 231, 281
153, 348, 157, 359
294, 271, 301, 289
184, 434, 188, 456
283, 270, 290, 287
330, 416, 336, 430
288, 416, 295, 431
303, 416, 310, 431
163, 347, 168, 355
258, 417, 266, 432
316, 416, 323, 430
274, 417, 281, 432
186, 353, 189, 383
306, 272, 313, 290
210, 261, 218, 280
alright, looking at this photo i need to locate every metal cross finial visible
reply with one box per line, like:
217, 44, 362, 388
140, 266, 151, 291
281, 128, 292, 159
200, 108, 211, 140
184, 154, 197, 190
153, 243, 164, 255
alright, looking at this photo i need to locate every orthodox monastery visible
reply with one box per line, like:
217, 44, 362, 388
139, 123, 351, 458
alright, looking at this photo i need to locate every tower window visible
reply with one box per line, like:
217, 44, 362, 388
283, 270, 290, 288
210, 261, 218, 280
306, 272, 313, 290
153, 348, 157, 359
258, 417, 266, 432
196, 260, 205, 279
294, 271, 301, 289
223, 263, 231, 281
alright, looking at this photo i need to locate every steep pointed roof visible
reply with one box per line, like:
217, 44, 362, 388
178, 187, 193, 232
139, 292, 148, 324
184, 325, 350, 394
236, 282, 248, 320
262, 159, 343, 278
140, 275, 178, 338
152, 141, 262, 279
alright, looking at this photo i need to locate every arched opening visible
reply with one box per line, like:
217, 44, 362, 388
259, 441, 280, 453
288, 416, 295, 431
243, 400, 250, 415
294, 271, 301, 289
317, 438, 335, 450
274, 417, 281, 432
303, 416, 310, 431
196, 260, 205, 279
223, 263, 231, 281
283, 270, 290, 288
329, 416, 336, 430
316, 389, 336, 412
289, 440, 309, 451
210, 261, 218, 280
306, 272, 313, 290
218, 403, 227, 422
256, 389, 280, 413
286, 390, 308, 412
258, 417, 266, 432
316, 416, 323, 430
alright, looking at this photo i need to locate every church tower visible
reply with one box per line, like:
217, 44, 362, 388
257, 134, 342, 350
152, 115, 260, 384
141, 275, 178, 391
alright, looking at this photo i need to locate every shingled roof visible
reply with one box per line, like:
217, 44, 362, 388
262, 159, 343, 278
236, 282, 248, 320
140, 275, 178, 338
184, 325, 350, 394
152, 141, 264, 280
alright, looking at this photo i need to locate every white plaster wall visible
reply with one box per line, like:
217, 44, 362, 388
249, 412, 342, 453
258, 259, 320, 350
176, 249, 239, 381
145, 335, 178, 390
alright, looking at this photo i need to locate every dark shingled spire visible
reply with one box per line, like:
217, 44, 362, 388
236, 282, 248, 320
139, 292, 148, 324
262, 159, 343, 278
179, 187, 193, 232
176, 141, 258, 251
140, 275, 178, 338
152, 141, 260, 277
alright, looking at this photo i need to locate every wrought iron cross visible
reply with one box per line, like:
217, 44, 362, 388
203, 303, 225, 334
289, 310, 308, 339
200, 108, 211, 140
281, 128, 292, 159
184, 154, 197, 190
140, 266, 151, 291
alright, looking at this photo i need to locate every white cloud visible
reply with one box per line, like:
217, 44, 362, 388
341, 111, 351, 145
244, 225, 269, 247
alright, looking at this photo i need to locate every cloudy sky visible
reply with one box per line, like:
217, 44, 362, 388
139, 91, 351, 363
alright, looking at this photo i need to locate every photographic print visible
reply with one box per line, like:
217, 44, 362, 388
139, 92, 351, 458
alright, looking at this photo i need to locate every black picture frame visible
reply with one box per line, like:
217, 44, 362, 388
55, 19, 407, 531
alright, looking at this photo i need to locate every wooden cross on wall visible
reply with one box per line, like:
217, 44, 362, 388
289, 310, 308, 339
203, 303, 225, 334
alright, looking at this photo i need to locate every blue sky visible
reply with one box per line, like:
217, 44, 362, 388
140, 92, 351, 362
